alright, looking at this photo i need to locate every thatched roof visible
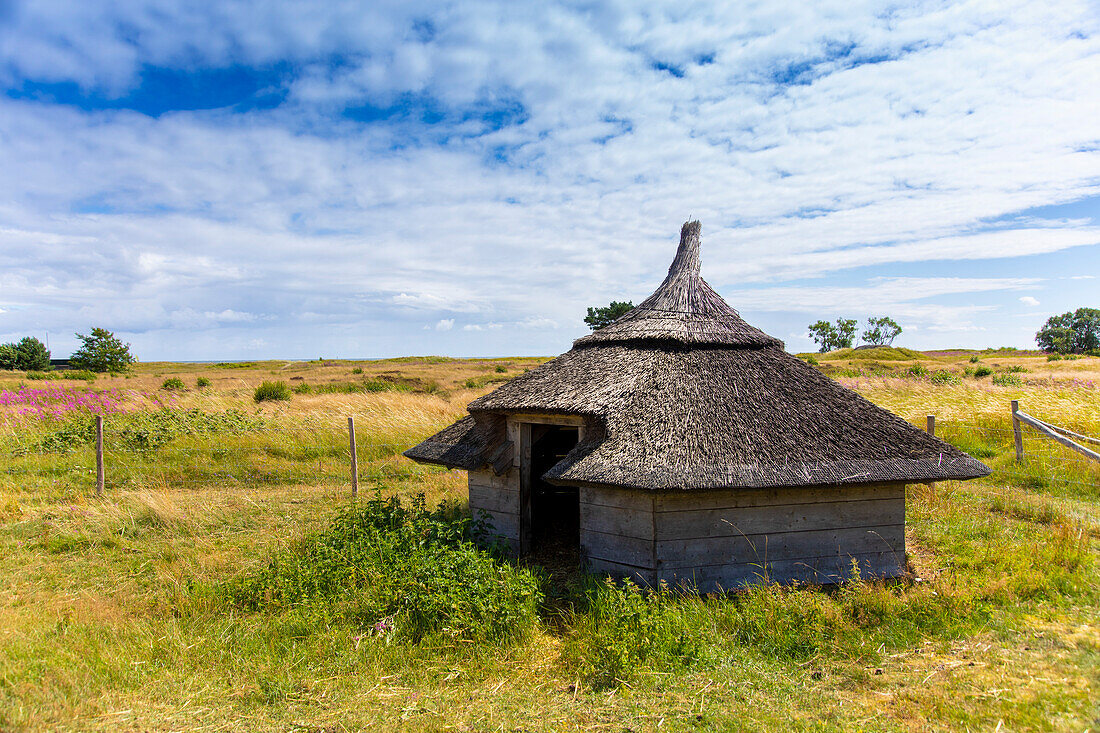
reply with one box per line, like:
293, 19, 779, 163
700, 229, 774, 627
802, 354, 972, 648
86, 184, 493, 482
405, 221, 990, 490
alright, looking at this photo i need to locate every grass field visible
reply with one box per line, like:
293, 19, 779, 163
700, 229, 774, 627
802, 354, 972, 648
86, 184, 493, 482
1, 348, 1098, 731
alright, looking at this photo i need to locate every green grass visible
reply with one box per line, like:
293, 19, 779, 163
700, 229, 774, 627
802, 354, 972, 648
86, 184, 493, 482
1, 354, 1099, 730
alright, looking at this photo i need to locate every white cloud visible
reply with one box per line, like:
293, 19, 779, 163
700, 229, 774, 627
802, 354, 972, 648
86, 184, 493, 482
462, 324, 482, 331
0, 1, 1097, 356
434, 318, 455, 331
518, 317, 559, 329
1019, 296, 1040, 306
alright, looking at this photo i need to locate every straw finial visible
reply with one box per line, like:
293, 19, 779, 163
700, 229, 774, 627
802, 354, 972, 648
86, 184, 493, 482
667, 220, 701, 279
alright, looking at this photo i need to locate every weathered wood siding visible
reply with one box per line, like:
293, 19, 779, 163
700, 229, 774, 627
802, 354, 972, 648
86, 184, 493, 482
468, 467, 520, 554
577, 483, 905, 591
655, 483, 905, 590
578, 487, 656, 586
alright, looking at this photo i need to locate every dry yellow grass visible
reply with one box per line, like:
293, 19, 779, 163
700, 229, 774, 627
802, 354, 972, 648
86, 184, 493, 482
0, 350, 1098, 731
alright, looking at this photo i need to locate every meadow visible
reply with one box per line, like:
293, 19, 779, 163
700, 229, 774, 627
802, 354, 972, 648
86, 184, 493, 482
0, 348, 1097, 731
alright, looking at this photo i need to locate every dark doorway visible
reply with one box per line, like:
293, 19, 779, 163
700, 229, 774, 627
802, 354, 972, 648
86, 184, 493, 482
527, 425, 580, 565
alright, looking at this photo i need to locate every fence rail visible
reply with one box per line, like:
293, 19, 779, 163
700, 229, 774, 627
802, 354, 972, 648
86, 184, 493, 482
1012, 399, 1100, 464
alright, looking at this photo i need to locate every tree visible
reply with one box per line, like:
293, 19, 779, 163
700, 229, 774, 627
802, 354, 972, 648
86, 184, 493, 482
13, 337, 50, 371
584, 301, 634, 330
862, 316, 902, 347
808, 318, 857, 353
0, 343, 16, 370
1035, 307, 1100, 354
70, 328, 136, 372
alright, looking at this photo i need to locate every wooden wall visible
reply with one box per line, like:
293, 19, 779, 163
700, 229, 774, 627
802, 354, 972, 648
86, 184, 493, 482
579, 486, 656, 586
581, 483, 906, 591
468, 467, 519, 553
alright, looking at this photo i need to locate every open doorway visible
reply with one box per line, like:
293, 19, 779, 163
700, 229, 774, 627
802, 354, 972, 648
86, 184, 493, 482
525, 424, 580, 566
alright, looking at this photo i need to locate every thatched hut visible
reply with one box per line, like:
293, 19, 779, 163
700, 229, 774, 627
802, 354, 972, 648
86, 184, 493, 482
406, 221, 990, 589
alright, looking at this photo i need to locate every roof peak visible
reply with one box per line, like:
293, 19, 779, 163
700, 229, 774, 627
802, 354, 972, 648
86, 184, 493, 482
573, 220, 782, 348
665, 220, 701, 281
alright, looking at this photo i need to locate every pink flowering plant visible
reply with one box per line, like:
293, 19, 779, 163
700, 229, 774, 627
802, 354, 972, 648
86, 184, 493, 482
0, 385, 126, 424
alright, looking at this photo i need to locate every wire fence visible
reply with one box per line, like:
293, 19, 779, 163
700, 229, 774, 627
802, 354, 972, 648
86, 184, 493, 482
2, 403, 1097, 497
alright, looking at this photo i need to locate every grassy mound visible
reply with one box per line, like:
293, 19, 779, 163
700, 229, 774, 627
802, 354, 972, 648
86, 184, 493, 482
827, 346, 925, 361
218, 495, 543, 645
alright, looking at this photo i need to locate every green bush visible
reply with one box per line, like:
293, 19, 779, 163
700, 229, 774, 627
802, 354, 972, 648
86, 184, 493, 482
218, 495, 542, 645
1047, 354, 1062, 362
906, 364, 929, 378
25, 371, 60, 381
254, 381, 291, 402
1005, 365, 1029, 373
351, 367, 363, 374
929, 370, 960, 385
61, 370, 96, 382
561, 579, 709, 689
992, 373, 1022, 387
969, 355, 981, 363
494, 365, 507, 373
161, 377, 186, 391
973, 366, 993, 378
196, 376, 211, 388
292, 382, 312, 394
803, 355, 820, 366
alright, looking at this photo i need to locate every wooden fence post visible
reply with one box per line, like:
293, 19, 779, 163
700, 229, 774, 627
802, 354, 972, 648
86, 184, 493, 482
925, 415, 935, 489
348, 416, 358, 500
1011, 400, 1023, 461
95, 415, 104, 497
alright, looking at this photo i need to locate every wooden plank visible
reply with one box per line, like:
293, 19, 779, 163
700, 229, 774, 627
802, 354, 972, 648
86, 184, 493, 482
658, 551, 905, 591
656, 524, 904, 569
468, 468, 516, 491
579, 486, 654, 512
471, 507, 520, 542
655, 483, 903, 513
586, 557, 656, 588
508, 412, 585, 427
489, 441, 514, 476
581, 529, 655, 568
579, 500, 654, 540
469, 483, 520, 515
655, 497, 904, 541
518, 422, 533, 555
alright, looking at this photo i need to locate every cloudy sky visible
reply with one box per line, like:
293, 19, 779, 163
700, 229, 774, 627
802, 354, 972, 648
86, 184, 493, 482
1, 0, 1098, 360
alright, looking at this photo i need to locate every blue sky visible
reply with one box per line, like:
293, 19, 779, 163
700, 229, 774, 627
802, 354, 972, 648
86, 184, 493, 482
0, 1, 1098, 360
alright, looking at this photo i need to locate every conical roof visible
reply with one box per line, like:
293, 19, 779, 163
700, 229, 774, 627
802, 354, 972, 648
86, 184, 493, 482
574, 222, 780, 347
405, 221, 990, 490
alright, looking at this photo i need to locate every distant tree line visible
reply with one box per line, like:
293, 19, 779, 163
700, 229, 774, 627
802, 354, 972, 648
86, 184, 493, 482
0, 328, 136, 372
807, 316, 902, 353
0, 337, 51, 371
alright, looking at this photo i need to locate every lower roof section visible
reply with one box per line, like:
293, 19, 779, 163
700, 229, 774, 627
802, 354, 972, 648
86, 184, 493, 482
403, 342, 991, 490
